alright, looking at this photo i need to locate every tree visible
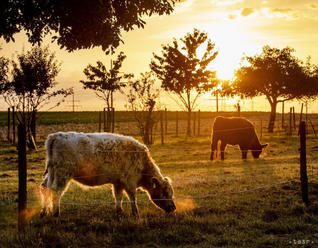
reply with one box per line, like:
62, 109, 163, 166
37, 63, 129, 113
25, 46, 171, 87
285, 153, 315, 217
0, 46, 73, 146
0, 0, 176, 54
0, 55, 9, 88
232, 45, 318, 132
80, 52, 132, 109
150, 29, 219, 136
127, 72, 160, 144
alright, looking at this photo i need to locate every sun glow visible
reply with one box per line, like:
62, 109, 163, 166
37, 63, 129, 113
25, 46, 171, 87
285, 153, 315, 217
200, 21, 261, 81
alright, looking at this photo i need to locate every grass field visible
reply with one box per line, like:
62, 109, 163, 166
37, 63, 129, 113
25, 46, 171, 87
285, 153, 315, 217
1, 112, 318, 247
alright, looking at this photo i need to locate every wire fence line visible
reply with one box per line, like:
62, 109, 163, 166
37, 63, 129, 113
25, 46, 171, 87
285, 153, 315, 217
0, 178, 300, 207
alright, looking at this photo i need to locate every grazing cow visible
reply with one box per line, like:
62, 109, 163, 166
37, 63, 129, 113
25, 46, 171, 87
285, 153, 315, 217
210, 117, 268, 160
40, 132, 176, 218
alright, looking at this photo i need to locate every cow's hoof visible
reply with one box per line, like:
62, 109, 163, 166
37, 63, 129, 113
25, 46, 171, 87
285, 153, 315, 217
40, 210, 46, 218
53, 211, 60, 217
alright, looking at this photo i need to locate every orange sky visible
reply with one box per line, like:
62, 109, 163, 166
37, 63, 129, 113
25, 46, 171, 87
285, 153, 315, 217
1, 0, 318, 112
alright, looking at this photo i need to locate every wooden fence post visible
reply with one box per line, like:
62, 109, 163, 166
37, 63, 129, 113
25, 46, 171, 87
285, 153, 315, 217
103, 108, 106, 132
18, 124, 27, 231
176, 111, 179, 137
193, 112, 196, 136
198, 110, 200, 136
308, 119, 317, 137
160, 111, 164, 145
299, 121, 309, 206
98, 111, 101, 132
289, 107, 292, 136
165, 108, 168, 135
12, 107, 16, 144
7, 108, 11, 142
112, 107, 115, 133
282, 101, 285, 129
298, 103, 304, 135
260, 119, 263, 141
293, 107, 296, 130
31, 110, 36, 143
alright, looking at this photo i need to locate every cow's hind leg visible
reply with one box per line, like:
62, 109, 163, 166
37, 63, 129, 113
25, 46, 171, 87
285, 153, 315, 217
210, 136, 218, 161
220, 142, 226, 160
113, 184, 124, 216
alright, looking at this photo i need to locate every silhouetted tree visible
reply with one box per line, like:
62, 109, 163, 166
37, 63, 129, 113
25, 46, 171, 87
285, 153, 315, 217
80, 52, 133, 109
0, 46, 73, 147
0, 54, 9, 88
127, 72, 160, 144
232, 46, 318, 132
0, 0, 176, 54
150, 29, 218, 136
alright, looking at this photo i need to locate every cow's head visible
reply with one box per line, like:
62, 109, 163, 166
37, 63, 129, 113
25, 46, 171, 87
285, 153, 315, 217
252, 144, 268, 158
150, 177, 176, 213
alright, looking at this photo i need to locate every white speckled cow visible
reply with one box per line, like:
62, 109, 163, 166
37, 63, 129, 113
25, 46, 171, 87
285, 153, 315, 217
40, 132, 176, 218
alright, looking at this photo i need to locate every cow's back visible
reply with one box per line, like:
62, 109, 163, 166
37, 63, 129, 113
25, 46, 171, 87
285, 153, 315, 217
212, 117, 259, 147
45, 132, 149, 185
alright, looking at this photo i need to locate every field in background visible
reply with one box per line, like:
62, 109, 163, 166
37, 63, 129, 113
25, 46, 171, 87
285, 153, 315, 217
1, 111, 318, 247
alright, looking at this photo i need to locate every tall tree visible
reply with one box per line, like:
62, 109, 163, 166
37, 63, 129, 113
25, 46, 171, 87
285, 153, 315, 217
232, 45, 318, 132
0, 0, 176, 54
80, 52, 132, 109
150, 28, 219, 136
0, 54, 9, 88
127, 72, 160, 144
0, 46, 73, 146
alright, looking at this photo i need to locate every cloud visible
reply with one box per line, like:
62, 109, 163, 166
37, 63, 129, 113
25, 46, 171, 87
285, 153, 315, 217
306, 3, 318, 9
262, 7, 300, 20
241, 8, 255, 17
272, 8, 293, 14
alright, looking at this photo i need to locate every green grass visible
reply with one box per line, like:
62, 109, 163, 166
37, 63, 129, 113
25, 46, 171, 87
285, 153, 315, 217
1, 124, 318, 247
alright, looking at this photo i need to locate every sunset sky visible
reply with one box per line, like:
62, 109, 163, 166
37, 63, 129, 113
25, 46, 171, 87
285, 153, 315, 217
1, 0, 318, 112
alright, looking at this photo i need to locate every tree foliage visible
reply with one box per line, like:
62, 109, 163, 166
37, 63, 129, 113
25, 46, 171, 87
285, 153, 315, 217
127, 72, 160, 144
0, 55, 9, 88
0, 46, 73, 145
232, 45, 318, 132
80, 52, 132, 109
150, 28, 219, 135
0, 0, 176, 54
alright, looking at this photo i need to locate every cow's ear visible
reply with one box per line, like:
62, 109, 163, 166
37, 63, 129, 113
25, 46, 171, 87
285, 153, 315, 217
261, 143, 268, 148
152, 177, 160, 189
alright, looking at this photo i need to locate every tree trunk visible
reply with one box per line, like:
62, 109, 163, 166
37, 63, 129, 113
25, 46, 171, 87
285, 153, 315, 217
187, 108, 192, 136
268, 101, 277, 133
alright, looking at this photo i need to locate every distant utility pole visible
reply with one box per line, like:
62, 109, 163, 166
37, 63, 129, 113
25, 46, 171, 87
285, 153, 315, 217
67, 92, 81, 112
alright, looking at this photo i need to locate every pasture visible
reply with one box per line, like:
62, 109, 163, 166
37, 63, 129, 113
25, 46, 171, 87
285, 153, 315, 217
1, 111, 318, 247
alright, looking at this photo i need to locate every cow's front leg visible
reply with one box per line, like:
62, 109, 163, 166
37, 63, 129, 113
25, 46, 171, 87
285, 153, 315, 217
241, 147, 248, 160
220, 142, 226, 160
210, 137, 218, 161
113, 184, 124, 216
40, 176, 51, 218
126, 188, 139, 218
52, 190, 62, 217
51, 173, 69, 217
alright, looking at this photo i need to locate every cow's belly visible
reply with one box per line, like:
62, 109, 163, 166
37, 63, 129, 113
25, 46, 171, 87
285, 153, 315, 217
73, 158, 119, 186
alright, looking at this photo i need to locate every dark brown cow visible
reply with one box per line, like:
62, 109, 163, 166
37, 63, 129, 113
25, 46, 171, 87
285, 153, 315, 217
210, 117, 268, 160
